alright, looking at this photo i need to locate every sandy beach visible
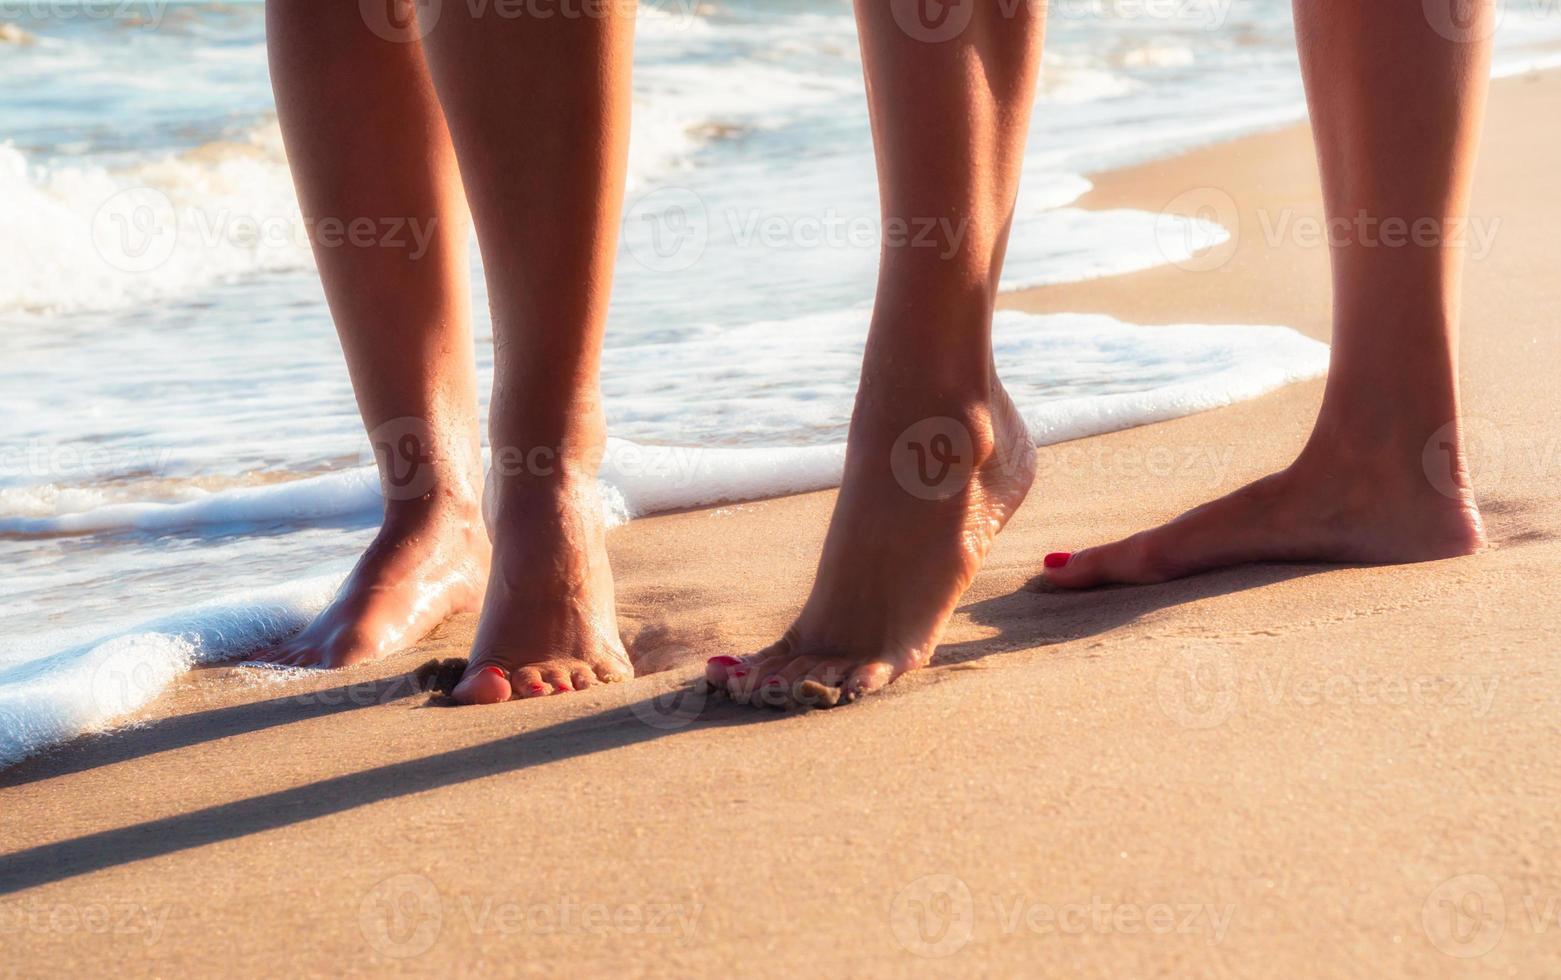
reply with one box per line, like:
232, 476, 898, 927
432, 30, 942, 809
4, 68, 1559, 977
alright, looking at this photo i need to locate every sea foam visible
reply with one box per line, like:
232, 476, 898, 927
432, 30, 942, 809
2, 312, 1328, 542
0, 576, 341, 770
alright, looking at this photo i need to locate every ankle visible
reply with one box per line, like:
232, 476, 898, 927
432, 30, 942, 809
486, 459, 604, 522
851, 379, 994, 451
488, 440, 604, 488
1295, 414, 1480, 507
482, 478, 612, 595
490, 397, 608, 477
380, 487, 482, 533
848, 377, 1036, 497
861, 300, 1006, 386
856, 331, 995, 409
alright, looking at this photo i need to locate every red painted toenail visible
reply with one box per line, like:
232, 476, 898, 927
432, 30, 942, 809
530, 684, 546, 693
483, 666, 507, 678
764, 676, 784, 687
708, 655, 740, 666
730, 668, 748, 679
1044, 552, 1072, 569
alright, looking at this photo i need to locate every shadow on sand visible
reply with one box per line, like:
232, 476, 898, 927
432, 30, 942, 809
0, 674, 768, 895
932, 560, 1334, 666
1, 558, 1343, 895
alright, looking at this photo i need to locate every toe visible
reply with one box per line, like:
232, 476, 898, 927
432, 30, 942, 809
842, 660, 896, 703
593, 659, 632, 684
801, 660, 850, 689
763, 656, 822, 709
709, 636, 790, 691
750, 672, 792, 710
725, 665, 758, 704
509, 666, 549, 698
705, 654, 745, 687
795, 678, 844, 709
743, 653, 792, 690
1043, 532, 1163, 589
453, 663, 514, 705
788, 659, 849, 709
538, 665, 575, 694
1041, 545, 1111, 589
738, 650, 796, 708
570, 666, 596, 691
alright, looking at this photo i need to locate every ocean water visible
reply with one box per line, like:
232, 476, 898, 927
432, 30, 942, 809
3, 0, 1559, 767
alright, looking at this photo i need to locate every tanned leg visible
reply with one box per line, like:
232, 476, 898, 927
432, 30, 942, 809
261, 0, 487, 668
1043, 0, 1490, 589
707, 2, 1044, 707
413, 3, 637, 704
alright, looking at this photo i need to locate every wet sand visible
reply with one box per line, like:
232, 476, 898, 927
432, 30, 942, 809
3, 69, 1560, 977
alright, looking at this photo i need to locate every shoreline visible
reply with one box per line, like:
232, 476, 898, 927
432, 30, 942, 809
4, 67, 1560, 977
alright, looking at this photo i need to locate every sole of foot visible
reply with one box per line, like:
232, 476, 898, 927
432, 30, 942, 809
708, 380, 1037, 709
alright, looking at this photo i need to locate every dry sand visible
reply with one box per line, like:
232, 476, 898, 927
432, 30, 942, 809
4, 70, 1559, 978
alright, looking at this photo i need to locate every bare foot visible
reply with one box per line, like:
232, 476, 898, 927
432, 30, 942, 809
707, 376, 1036, 708
450, 474, 632, 705
1040, 434, 1487, 589
260, 501, 489, 668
